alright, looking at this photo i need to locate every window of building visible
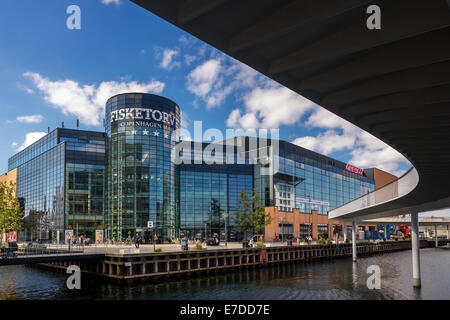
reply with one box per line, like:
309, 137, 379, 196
318, 224, 328, 239
300, 223, 311, 238
279, 223, 293, 239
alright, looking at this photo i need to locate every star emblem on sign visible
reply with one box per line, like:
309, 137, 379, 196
143, 129, 149, 135
153, 131, 160, 137
131, 130, 137, 135
164, 133, 169, 139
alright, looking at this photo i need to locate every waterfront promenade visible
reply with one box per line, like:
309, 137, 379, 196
42, 240, 386, 254
2, 245, 450, 300
33, 240, 436, 283
4, 239, 447, 268
10, 238, 447, 256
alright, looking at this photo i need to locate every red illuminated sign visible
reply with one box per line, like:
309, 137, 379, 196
345, 164, 364, 175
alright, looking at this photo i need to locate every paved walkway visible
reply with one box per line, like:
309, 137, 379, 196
38, 242, 288, 254
14, 239, 398, 255
47, 242, 265, 254
44, 241, 350, 254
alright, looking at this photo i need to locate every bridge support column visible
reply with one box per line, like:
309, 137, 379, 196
447, 225, 449, 240
411, 212, 421, 288
352, 221, 357, 262
384, 225, 387, 240
435, 225, 438, 248
343, 224, 347, 243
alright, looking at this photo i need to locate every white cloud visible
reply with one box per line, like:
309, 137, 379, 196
180, 111, 191, 129
305, 107, 354, 132
101, 0, 121, 5
179, 36, 190, 45
186, 51, 316, 119
184, 54, 196, 65
197, 45, 207, 59
226, 109, 241, 127
292, 130, 356, 156
355, 130, 389, 151
239, 113, 260, 129
349, 142, 408, 174
179, 35, 196, 46
159, 48, 180, 70
187, 57, 275, 110
11, 142, 18, 148
229, 62, 263, 89
16, 132, 47, 151
91, 80, 164, 111
227, 84, 316, 129
16, 82, 35, 94
119, 75, 132, 81
185, 46, 410, 175
389, 169, 407, 177
219, 58, 410, 175
290, 107, 411, 175
16, 114, 44, 124
186, 59, 222, 108
242, 86, 316, 128
154, 47, 181, 70
24, 72, 165, 126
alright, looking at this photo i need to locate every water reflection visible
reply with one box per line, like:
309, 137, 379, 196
351, 262, 358, 290
0, 248, 449, 300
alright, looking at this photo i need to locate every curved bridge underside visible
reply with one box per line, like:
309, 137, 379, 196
131, 0, 450, 220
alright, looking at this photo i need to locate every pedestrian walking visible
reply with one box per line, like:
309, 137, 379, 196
134, 232, 141, 249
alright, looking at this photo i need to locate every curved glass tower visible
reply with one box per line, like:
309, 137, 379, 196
105, 93, 180, 242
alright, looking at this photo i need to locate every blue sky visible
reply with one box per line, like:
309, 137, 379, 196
0, 0, 412, 176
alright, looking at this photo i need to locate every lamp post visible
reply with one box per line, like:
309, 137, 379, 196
152, 222, 156, 252
224, 213, 229, 247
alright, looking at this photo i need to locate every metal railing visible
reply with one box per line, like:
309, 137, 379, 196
0, 243, 84, 260
329, 167, 419, 220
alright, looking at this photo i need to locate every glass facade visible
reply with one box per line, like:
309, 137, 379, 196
8, 130, 58, 171
178, 164, 252, 240
226, 137, 375, 217
175, 141, 253, 240
105, 93, 180, 242
8, 93, 376, 243
63, 129, 106, 239
12, 129, 106, 241
262, 139, 375, 214
16, 142, 65, 241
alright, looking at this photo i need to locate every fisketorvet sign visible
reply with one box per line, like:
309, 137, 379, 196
110, 107, 179, 130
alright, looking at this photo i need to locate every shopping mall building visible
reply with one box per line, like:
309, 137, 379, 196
3, 93, 397, 243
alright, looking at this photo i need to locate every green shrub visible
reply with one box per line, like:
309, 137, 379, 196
154, 248, 162, 253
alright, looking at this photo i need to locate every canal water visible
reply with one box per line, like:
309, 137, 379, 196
0, 248, 449, 300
